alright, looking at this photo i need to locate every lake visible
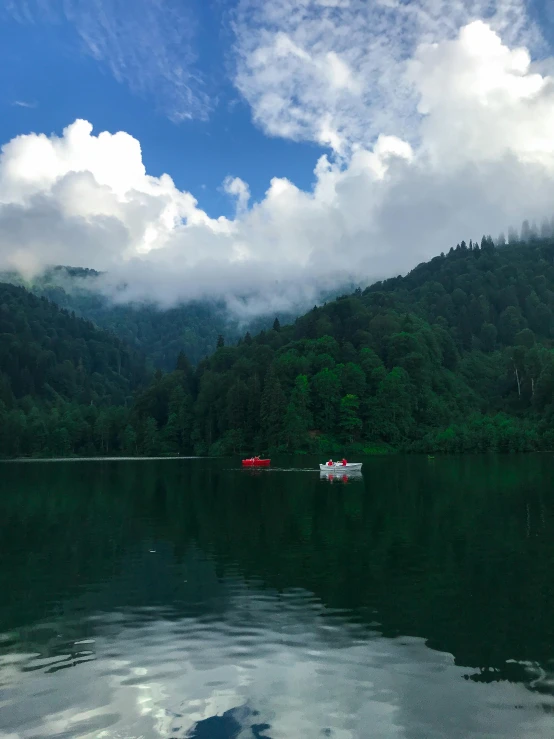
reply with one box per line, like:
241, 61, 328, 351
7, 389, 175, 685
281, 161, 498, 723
1, 455, 554, 738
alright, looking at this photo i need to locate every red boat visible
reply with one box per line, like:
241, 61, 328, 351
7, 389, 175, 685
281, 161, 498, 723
242, 457, 271, 467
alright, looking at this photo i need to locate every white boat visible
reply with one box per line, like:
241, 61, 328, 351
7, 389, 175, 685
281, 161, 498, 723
319, 462, 363, 471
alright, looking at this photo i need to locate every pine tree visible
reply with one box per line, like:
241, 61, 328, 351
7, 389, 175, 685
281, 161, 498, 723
283, 374, 312, 451
142, 417, 159, 455
273, 317, 281, 332
164, 386, 192, 453
246, 374, 261, 444
260, 364, 286, 448
175, 351, 193, 385
94, 411, 111, 453
311, 367, 340, 432
227, 380, 248, 431
217, 335, 225, 348
121, 424, 137, 455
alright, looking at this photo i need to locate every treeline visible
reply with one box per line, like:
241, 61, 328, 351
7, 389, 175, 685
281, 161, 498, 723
4, 235, 554, 457
3, 266, 300, 370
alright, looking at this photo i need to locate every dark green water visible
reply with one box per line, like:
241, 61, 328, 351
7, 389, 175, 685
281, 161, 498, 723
2, 456, 554, 738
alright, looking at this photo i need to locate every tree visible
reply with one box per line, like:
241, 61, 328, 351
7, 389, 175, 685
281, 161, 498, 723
515, 328, 535, 349
273, 317, 281, 332
359, 348, 383, 380
534, 356, 554, 411
159, 384, 193, 454
340, 362, 367, 398
176, 351, 191, 371
339, 394, 362, 442
94, 411, 111, 453
498, 307, 526, 345
217, 335, 225, 348
121, 424, 137, 455
246, 373, 261, 445
311, 367, 340, 433
25, 406, 48, 455
142, 417, 159, 455
524, 347, 544, 399
480, 323, 497, 352
226, 380, 248, 432
506, 346, 526, 398
370, 367, 414, 443
51, 426, 71, 456
283, 375, 312, 450
260, 364, 287, 447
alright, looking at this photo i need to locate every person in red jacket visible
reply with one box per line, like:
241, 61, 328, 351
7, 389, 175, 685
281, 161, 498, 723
341, 458, 347, 466
327, 459, 333, 466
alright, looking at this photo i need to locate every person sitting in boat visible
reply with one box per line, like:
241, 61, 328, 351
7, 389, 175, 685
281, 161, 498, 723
327, 459, 333, 466
341, 458, 347, 466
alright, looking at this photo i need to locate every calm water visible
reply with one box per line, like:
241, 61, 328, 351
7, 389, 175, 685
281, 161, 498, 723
2, 456, 554, 739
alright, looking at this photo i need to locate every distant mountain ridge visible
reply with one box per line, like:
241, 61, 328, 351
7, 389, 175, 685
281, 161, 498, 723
0, 280, 148, 456
1, 266, 350, 370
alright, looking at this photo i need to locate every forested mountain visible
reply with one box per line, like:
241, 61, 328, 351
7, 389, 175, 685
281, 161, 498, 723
151, 235, 554, 456
2, 267, 303, 370
0, 282, 147, 456
4, 235, 554, 458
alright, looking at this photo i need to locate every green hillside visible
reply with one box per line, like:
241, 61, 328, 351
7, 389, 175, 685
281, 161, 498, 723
180, 236, 554, 455
0, 282, 147, 457
3, 236, 554, 458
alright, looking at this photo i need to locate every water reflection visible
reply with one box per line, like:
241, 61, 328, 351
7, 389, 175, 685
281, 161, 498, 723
187, 705, 271, 739
3, 571, 554, 738
1, 456, 554, 738
319, 470, 363, 482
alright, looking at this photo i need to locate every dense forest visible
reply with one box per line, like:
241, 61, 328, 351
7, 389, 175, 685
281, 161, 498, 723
2, 267, 302, 370
3, 232, 554, 457
0, 282, 147, 456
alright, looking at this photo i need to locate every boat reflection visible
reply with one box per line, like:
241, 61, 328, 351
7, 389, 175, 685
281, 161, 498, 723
319, 470, 363, 483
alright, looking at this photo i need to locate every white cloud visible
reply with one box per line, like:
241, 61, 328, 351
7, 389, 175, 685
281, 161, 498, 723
223, 176, 251, 216
2, 0, 209, 121
5, 570, 553, 739
408, 22, 554, 169
2, 22, 554, 317
11, 101, 37, 109
233, 0, 543, 152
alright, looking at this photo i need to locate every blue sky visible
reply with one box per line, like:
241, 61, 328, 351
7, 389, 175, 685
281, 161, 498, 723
0, 0, 321, 218
1, 0, 554, 316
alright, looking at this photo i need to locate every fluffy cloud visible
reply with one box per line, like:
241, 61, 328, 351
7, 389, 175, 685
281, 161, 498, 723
2, 21, 554, 317
233, 0, 543, 152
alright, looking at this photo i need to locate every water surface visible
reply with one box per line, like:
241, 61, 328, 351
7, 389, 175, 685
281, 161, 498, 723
1, 456, 554, 738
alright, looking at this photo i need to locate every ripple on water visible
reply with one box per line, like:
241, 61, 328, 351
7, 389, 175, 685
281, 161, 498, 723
3, 452, 554, 739
3, 603, 554, 739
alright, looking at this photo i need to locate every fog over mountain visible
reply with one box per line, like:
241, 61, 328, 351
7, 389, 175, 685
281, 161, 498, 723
2, 3, 554, 317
